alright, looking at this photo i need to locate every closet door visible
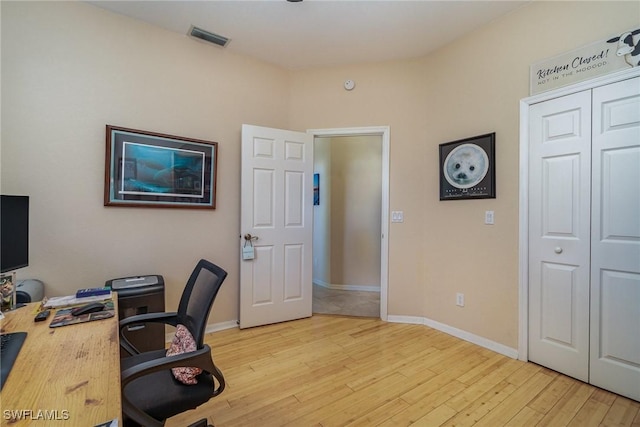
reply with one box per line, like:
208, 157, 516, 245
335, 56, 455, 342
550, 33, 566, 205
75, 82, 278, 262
528, 91, 592, 382
590, 77, 640, 401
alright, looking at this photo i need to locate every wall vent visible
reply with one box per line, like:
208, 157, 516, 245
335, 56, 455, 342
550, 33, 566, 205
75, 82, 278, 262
188, 26, 230, 48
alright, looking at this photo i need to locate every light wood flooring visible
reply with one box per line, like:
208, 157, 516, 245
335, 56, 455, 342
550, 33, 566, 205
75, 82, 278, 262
167, 315, 640, 427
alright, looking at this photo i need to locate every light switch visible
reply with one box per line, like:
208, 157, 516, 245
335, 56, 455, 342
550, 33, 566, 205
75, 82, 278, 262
391, 211, 404, 223
485, 210, 494, 225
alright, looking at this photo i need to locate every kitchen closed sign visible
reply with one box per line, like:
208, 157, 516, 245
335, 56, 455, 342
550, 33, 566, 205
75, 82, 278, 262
530, 27, 639, 95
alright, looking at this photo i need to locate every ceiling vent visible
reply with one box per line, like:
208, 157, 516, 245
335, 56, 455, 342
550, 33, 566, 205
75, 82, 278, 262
188, 26, 230, 48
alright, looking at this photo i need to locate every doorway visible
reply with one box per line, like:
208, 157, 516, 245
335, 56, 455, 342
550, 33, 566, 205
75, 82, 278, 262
312, 134, 381, 317
308, 126, 390, 320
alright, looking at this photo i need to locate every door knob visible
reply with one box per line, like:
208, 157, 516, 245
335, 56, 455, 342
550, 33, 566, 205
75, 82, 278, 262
554, 247, 563, 254
244, 234, 259, 241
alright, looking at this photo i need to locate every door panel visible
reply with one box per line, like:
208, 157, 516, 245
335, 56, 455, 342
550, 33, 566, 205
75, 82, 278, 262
540, 262, 578, 347
590, 77, 640, 401
528, 90, 591, 382
284, 244, 304, 300
541, 155, 581, 236
240, 125, 313, 329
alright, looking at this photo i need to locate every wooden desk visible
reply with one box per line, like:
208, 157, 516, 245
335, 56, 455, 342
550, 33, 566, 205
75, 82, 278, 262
0, 302, 121, 425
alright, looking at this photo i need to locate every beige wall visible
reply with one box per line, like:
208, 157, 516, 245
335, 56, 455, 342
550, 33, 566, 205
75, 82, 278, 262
329, 136, 381, 288
1, 1, 291, 323
2, 1, 638, 348
288, 1, 640, 348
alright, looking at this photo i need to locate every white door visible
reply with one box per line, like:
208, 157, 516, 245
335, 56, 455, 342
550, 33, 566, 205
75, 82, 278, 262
240, 124, 314, 329
589, 77, 640, 401
528, 91, 592, 382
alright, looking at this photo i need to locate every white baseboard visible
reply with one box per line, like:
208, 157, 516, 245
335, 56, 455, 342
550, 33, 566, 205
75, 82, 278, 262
387, 315, 519, 359
167, 316, 519, 361
313, 279, 380, 293
165, 319, 239, 343
206, 320, 240, 334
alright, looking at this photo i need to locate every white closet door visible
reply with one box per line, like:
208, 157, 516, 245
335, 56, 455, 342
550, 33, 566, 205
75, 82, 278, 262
528, 91, 592, 382
590, 77, 640, 401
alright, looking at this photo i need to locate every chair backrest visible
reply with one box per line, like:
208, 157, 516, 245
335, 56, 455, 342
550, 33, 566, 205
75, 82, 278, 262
176, 259, 227, 348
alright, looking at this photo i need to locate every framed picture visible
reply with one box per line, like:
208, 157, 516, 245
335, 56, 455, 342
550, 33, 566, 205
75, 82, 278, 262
104, 125, 218, 209
313, 173, 320, 206
439, 133, 495, 201
1, 272, 16, 312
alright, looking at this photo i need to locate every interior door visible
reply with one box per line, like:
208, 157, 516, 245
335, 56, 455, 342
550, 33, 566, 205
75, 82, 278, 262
589, 77, 640, 401
240, 124, 314, 329
528, 90, 592, 382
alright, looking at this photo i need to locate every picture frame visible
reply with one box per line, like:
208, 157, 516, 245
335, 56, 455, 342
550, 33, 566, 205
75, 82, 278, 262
313, 173, 320, 206
104, 125, 218, 209
1, 272, 16, 312
439, 132, 495, 201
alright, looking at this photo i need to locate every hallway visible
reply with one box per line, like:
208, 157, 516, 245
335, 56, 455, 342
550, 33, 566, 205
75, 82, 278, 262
312, 283, 379, 317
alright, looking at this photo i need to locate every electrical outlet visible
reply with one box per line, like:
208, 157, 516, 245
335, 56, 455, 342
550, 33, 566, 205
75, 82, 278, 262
456, 293, 465, 307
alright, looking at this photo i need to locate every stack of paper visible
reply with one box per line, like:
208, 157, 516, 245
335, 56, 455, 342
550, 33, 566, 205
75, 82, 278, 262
43, 291, 113, 308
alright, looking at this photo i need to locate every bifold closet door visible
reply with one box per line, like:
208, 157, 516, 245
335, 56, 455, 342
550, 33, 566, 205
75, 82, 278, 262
589, 76, 640, 402
528, 90, 592, 382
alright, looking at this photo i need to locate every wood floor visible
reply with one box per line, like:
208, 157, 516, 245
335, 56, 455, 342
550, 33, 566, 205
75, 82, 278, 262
167, 315, 640, 427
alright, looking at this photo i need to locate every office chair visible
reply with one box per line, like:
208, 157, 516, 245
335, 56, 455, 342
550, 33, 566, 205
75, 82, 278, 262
119, 259, 228, 427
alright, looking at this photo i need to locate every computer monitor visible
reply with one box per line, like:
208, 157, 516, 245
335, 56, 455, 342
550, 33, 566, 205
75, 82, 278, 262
1, 195, 29, 273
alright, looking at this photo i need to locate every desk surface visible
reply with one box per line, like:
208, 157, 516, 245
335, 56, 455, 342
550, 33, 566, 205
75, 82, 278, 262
0, 302, 121, 425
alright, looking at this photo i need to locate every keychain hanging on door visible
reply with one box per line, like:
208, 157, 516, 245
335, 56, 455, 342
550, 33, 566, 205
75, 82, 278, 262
242, 234, 257, 260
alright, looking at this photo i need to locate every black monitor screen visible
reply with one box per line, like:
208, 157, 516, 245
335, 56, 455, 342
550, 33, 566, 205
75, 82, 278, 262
1, 195, 29, 273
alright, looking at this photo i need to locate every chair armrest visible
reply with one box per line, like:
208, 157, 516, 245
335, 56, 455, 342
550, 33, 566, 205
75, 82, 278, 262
119, 311, 179, 328
119, 312, 178, 355
121, 345, 225, 427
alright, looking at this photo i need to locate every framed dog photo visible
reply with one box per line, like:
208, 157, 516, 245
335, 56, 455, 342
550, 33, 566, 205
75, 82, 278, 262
439, 133, 495, 201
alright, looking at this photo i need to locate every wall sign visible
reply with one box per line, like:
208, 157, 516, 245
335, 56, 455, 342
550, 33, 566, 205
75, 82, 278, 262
530, 28, 639, 95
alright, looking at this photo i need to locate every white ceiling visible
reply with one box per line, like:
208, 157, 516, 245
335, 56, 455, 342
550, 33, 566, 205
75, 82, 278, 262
88, 0, 529, 70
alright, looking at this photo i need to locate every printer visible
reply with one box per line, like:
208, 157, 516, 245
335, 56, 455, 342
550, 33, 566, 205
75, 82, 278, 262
16, 279, 45, 303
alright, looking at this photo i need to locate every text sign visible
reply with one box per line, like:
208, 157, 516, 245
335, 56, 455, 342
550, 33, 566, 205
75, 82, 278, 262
531, 28, 639, 95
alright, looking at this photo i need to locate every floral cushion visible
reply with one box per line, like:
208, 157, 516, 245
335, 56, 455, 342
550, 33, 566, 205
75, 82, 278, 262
166, 324, 202, 385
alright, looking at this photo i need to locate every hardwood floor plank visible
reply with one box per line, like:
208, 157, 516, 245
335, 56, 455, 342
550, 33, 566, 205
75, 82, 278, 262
456, 353, 512, 385
163, 316, 637, 427
285, 372, 410, 426
412, 404, 459, 426
444, 358, 523, 412
526, 374, 575, 414
506, 406, 544, 427
504, 406, 546, 426
567, 391, 613, 427
441, 381, 518, 427
536, 381, 595, 426
471, 370, 556, 426
601, 396, 640, 427
343, 398, 410, 427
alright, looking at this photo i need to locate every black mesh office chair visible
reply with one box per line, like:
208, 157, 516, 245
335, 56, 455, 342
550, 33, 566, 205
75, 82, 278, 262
119, 259, 227, 427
